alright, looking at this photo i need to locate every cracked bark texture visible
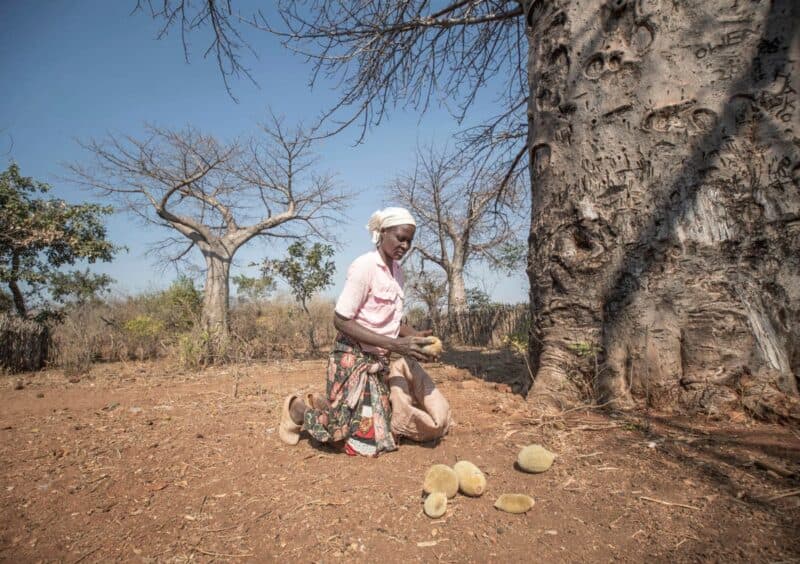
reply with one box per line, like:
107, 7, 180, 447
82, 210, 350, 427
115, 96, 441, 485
523, 0, 800, 419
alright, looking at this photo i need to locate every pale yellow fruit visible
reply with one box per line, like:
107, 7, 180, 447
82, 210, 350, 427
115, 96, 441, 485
494, 494, 535, 514
423, 492, 448, 518
453, 460, 486, 497
517, 444, 555, 473
420, 336, 443, 357
423, 464, 459, 498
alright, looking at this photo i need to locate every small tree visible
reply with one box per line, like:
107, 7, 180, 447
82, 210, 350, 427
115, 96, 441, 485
265, 241, 335, 355
0, 163, 117, 319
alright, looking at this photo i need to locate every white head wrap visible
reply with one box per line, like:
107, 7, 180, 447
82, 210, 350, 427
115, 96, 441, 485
366, 207, 416, 244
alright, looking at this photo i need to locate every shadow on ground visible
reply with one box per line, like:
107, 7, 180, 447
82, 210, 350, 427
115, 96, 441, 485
439, 345, 530, 394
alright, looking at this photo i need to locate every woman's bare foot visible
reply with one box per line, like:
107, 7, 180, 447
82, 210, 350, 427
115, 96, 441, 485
289, 397, 307, 425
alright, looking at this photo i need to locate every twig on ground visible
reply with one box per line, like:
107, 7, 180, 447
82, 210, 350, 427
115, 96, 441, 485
675, 536, 700, 549
609, 513, 625, 528
72, 547, 100, 564
195, 547, 252, 558
639, 496, 700, 510
577, 451, 603, 458
87, 473, 109, 484
284, 498, 349, 517
752, 459, 797, 479
766, 488, 800, 501
555, 400, 615, 418
251, 509, 271, 521
567, 424, 620, 433
201, 524, 242, 533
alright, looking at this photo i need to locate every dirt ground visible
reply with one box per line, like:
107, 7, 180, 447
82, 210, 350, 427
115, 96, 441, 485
2, 349, 799, 563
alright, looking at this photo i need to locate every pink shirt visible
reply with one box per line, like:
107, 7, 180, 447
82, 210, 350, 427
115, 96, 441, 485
334, 250, 405, 355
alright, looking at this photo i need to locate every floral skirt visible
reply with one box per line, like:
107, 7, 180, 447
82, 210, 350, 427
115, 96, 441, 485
303, 334, 397, 457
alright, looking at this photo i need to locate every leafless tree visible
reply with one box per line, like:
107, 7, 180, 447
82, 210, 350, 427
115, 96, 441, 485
391, 146, 524, 320
71, 117, 347, 360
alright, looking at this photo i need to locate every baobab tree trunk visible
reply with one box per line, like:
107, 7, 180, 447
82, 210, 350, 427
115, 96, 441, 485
446, 264, 468, 342
523, 0, 800, 419
201, 246, 233, 362
447, 267, 468, 313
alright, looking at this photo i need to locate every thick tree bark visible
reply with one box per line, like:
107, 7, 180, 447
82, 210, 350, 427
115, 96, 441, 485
446, 261, 468, 343
200, 246, 232, 361
447, 265, 467, 314
523, 0, 800, 418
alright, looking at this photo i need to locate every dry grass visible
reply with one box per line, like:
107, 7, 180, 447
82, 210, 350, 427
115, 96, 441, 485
48, 292, 339, 373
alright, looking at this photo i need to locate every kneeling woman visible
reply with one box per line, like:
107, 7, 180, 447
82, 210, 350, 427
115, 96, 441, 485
279, 207, 451, 456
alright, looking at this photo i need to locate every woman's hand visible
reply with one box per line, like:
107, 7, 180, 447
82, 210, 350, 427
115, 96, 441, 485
391, 336, 436, 361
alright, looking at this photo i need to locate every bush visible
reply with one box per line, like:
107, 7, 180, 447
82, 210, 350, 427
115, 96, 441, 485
123, 315, 166, 360
158, 276, 202, 332
49, 277, 201, 366
229, 294, 336, 360
46, 279, 340, 369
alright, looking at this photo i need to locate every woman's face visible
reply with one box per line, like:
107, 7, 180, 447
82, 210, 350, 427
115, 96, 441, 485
380, 224, 416, 261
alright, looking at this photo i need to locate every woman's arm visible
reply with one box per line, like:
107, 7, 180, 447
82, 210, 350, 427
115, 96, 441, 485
334, 312, 431, 361
398, 323, 432, 338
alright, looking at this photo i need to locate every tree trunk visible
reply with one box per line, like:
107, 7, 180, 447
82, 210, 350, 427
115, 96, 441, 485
523, 0, 800, 418
201, 247, 232, 362
301, 300, 319, 356
447, 264, 468, 342
8, 280, 27, 319
9, 254, 28, 318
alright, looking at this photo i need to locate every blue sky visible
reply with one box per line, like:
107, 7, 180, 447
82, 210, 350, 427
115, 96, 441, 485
0, 1, 528, 303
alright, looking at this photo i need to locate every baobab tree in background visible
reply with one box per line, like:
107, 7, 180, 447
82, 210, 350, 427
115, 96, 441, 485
139, 1, 800, 418
72, 118, 346, 361
390, 146, 525, 323
403, 259, 448, 335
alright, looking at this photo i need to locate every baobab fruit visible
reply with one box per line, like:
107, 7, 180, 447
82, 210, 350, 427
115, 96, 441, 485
420, 336, 443, 357
494, 494, 535, 514
423, 492, 448, 518
517, 444, 555, 473
453, 460, 486, 497
423, 464, 459, 498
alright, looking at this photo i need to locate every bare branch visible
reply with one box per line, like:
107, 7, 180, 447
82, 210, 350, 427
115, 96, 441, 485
71, 121, 349, 270
265, 0, 526, 141
388, 142, 524, 311
134, 0, 259, 100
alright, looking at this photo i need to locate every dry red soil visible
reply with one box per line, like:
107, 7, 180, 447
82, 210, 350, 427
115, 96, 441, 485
2, 350, 799, 563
